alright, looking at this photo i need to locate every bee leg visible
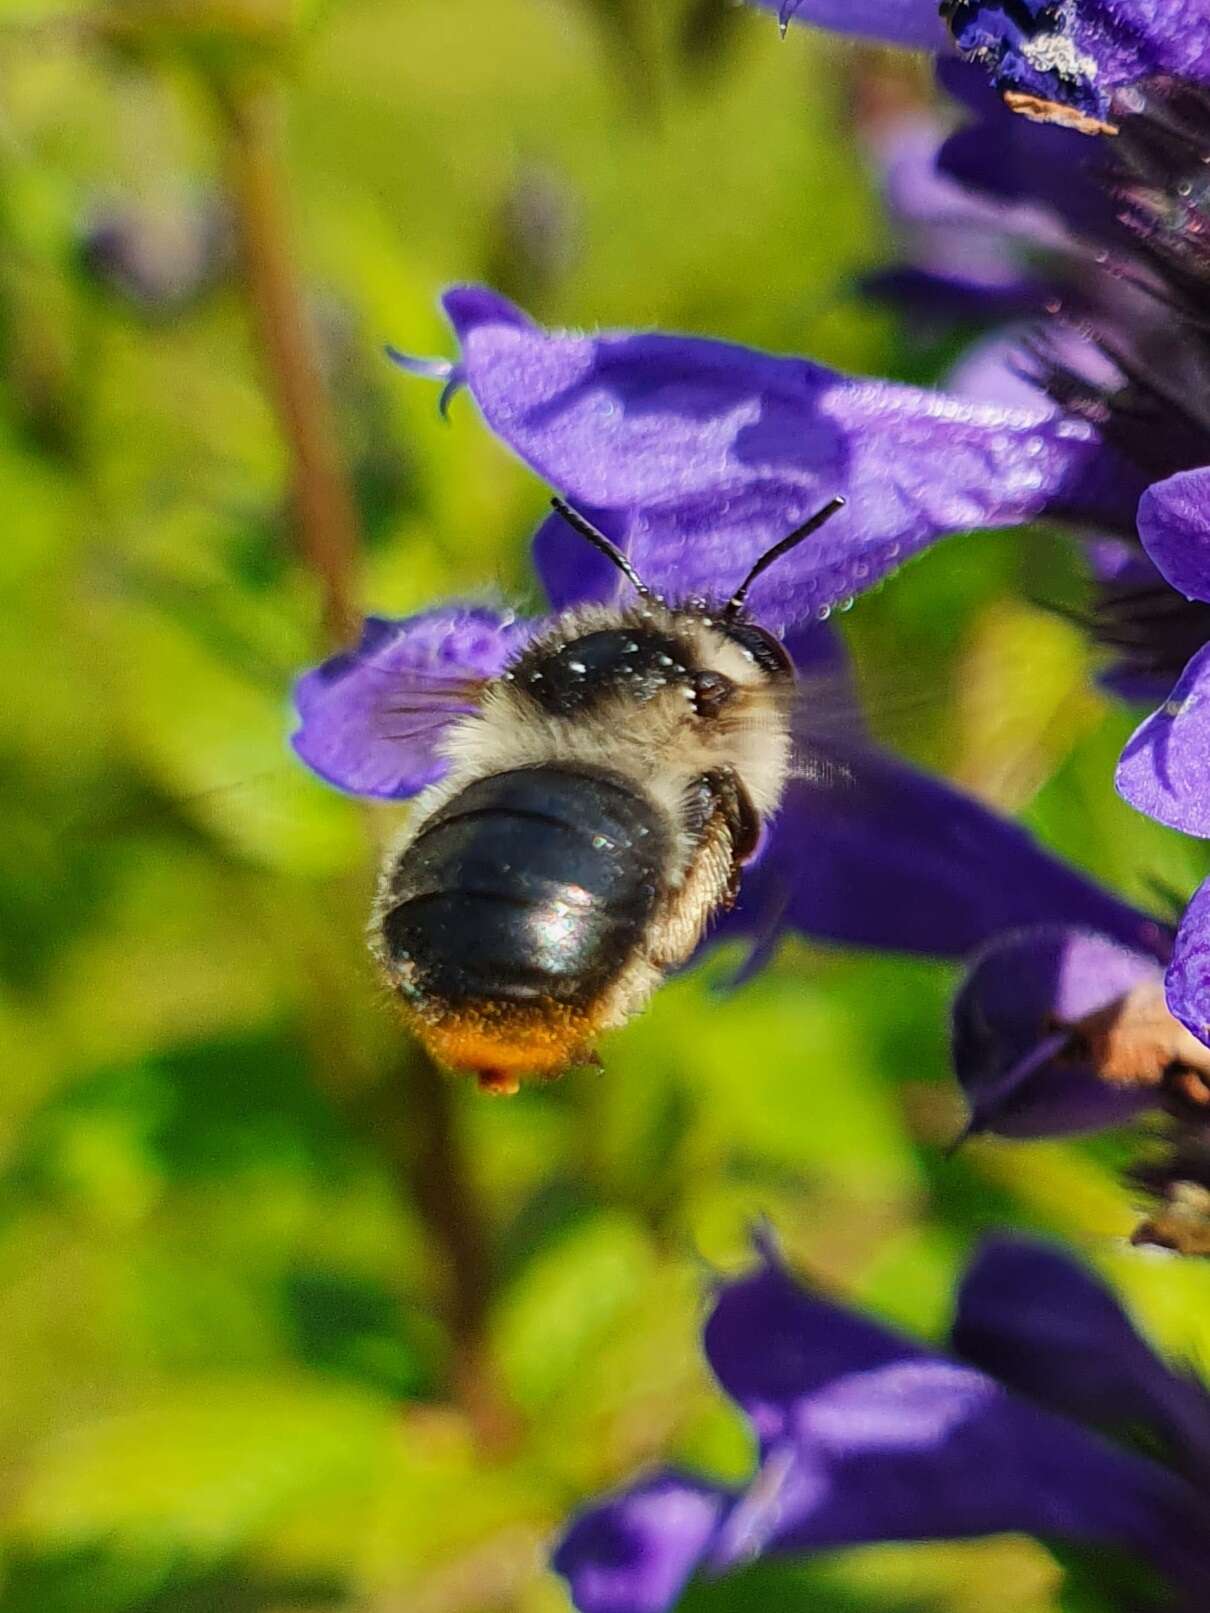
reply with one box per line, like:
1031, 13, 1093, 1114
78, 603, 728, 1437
696, 769, 760, 905
649, 771, 758, 969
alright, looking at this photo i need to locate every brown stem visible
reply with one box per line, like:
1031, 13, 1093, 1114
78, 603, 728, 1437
213, 70, 515, 1445
217, 75, 361, 648
372, 1048, 521, 1455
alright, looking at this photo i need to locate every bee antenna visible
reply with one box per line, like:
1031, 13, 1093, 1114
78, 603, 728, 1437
550, 497, 653, 600
722, 496, 846, 620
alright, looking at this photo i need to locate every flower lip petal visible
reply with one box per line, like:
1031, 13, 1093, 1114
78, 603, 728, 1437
1137, 467, 1210, 606
418, 287, 1143, 633
1116, 641, 1210, 837
1166, 876, 1210, 1050
959, 1027, 1093, 1139
710, 1357, 1196, 1568
291, 606, 535, 799
703, 1240, 1206, 1581
552, 1472, 731, 1613
954, 1236, 1210, 1484
952, 925, 1167, 1138
720, 747, 1168, 969
703, 1242, 923, 1450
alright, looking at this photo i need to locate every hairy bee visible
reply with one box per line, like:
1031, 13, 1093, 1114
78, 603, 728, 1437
370, 496, 844, 1093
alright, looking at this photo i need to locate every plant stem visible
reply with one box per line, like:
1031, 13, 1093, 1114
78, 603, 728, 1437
374, 1049, 521, 1454
218, 75, 361, 648
215, 70, 516, 1448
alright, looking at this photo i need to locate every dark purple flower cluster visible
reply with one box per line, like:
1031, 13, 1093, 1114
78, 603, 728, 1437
773, 0, 1210, 1243
555, 1234, 1210, 1612
289, 0, 1210, 1599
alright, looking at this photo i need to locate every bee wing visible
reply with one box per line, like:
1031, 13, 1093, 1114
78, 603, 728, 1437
292, 606, 537, 799
721, 732, 1160, 980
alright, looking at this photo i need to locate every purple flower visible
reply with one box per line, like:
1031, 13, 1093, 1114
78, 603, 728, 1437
937, 74, 1210, 1028
1115, 470, 1210, 835
292, 607, 534, 798
762, 6, 1210, 1006
859, 105, 1061, 326
949, 921, 1210, 1138
390, 287, 1142, 632
292, 447, 1158, 975
553, 1234, 1210, 1612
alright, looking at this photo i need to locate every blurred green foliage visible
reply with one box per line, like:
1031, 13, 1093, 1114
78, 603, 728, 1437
2, 1, 1210, 1609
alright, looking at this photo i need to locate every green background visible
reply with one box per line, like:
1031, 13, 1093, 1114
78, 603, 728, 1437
1, 1, 1208, 1608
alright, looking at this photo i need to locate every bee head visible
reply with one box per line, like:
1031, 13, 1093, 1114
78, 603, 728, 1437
548, 494, 846, 683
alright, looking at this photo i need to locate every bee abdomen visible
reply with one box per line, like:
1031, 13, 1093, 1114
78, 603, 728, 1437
379, 767, 670, 1008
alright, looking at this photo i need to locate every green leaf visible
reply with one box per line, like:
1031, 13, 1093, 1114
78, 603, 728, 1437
493, 1211, 657, 1411
10, 1377, 392, 1561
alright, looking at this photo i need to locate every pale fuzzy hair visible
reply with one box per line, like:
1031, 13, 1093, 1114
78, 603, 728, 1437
371, 600, 795, 1048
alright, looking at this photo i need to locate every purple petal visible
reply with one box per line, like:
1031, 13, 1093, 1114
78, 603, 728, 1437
947, 322, 1122, 411
1166, 876, 1210, 1048
710, 1360, 1199, 1572
553, 1473, 732, 1613
531, 502, 630, 611
748, 0, 947, 49
430, 287, 1143, 633
868, 102, 1072, 311
952, 926, 1166, 1137
862, 265, 1052, 324
954, 1237, 1210, 1484
556, 1244, 1210, 1610
944, 0, 1210, 124
720, 744, 1166, 965
782, 620, 854, 687
291, 606, 535, 798
936, 58, 1124, 238
1116, 641, 1210, 836
704, 1243, 922, 1449
1137, 466, 1210, 607
704, 1246, 1205, 1582
946, 327, 1057, 412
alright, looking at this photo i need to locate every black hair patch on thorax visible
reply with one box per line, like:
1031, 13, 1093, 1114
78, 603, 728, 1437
508, 625, 697, 716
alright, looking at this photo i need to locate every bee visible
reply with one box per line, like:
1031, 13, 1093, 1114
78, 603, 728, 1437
369, 495, 845, 1093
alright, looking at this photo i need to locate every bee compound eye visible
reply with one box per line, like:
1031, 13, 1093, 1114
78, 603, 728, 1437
691, 669, 735, 719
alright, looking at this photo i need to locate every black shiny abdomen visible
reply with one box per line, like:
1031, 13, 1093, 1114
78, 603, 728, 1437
380, 767, 669, 1007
